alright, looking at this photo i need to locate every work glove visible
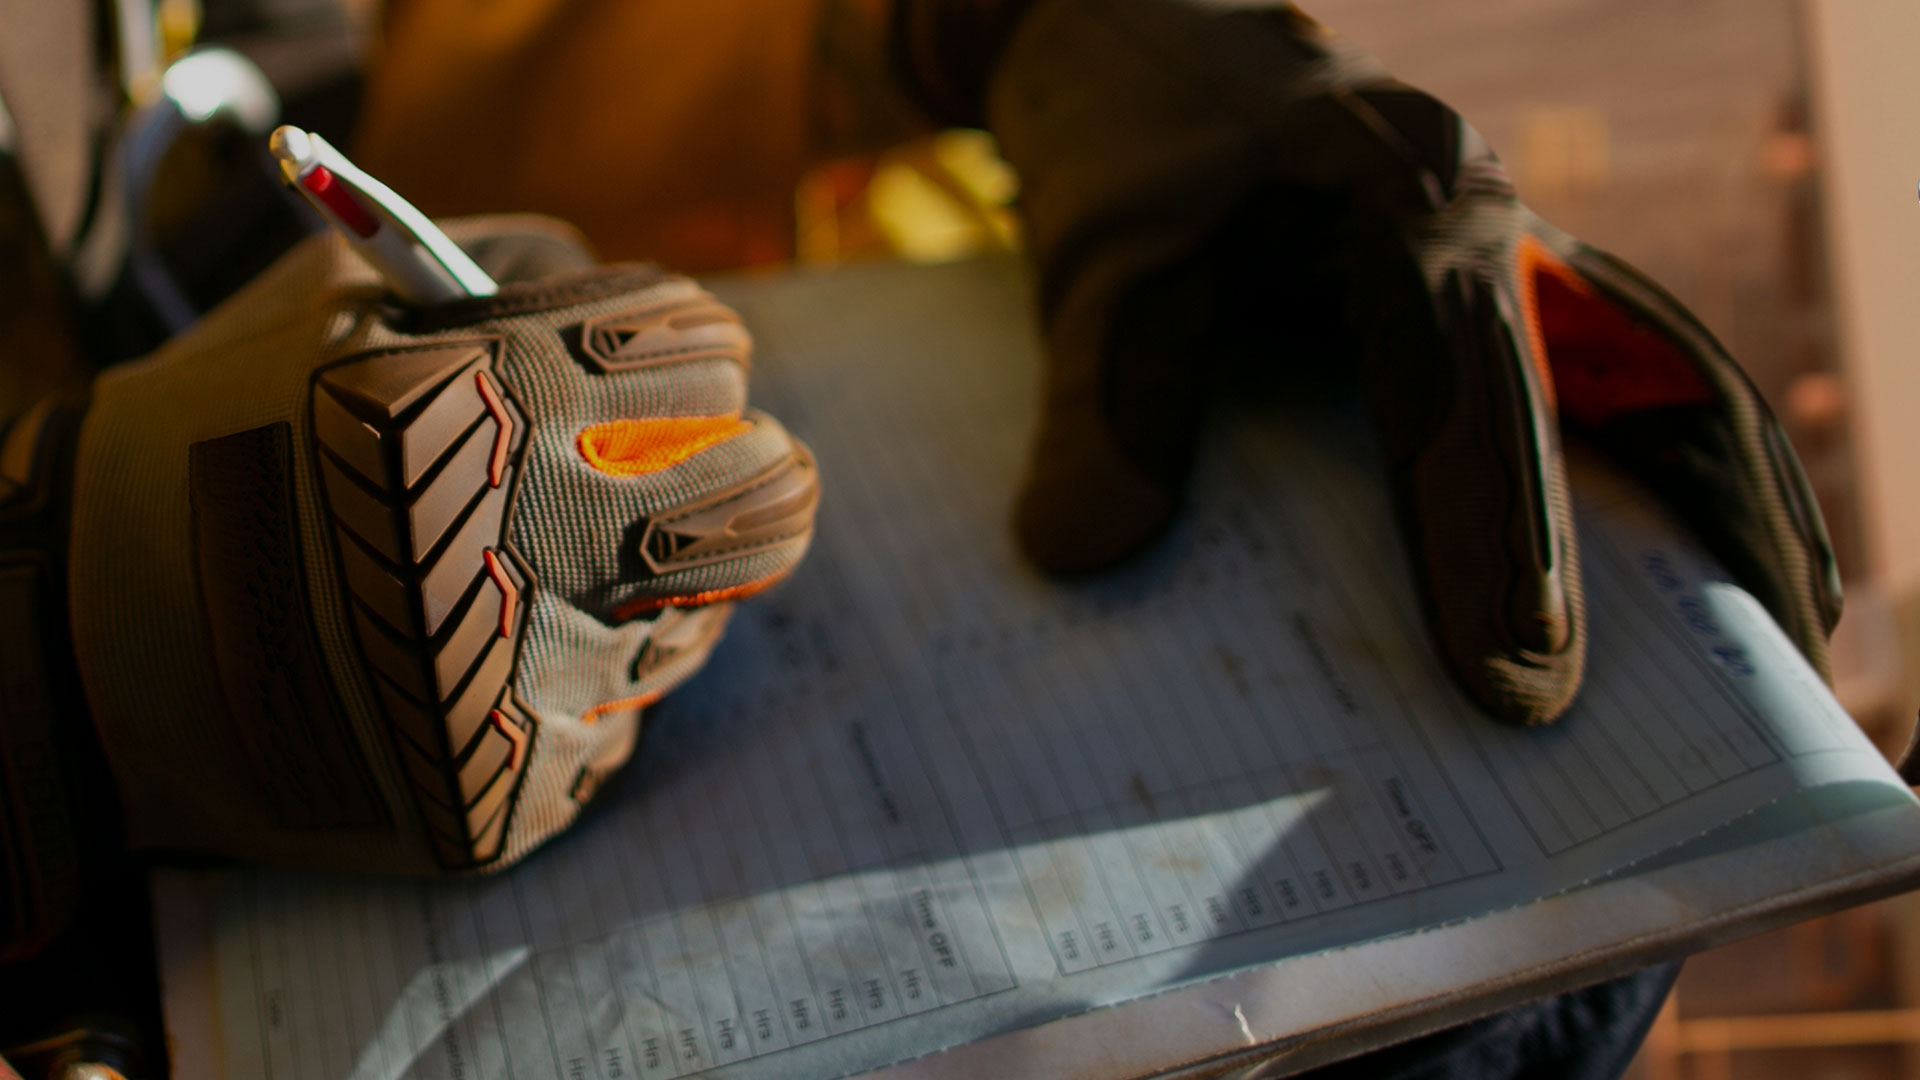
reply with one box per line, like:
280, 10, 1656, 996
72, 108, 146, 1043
1, 215, 818, 958
893, 0, 1842, 724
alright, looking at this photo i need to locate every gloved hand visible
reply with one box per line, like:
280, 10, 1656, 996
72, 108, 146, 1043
894, 0, 1841, 723
2, 215, 817, 956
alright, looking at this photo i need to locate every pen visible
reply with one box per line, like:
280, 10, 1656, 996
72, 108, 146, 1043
268, 124, 497, 304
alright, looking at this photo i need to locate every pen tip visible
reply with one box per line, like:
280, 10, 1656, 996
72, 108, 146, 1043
269, 125, 314, 168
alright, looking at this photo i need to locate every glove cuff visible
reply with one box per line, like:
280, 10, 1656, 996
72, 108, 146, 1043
0, 394, 118, 961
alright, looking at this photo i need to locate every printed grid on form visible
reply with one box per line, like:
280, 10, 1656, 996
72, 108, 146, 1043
211, 260, 1818, 1080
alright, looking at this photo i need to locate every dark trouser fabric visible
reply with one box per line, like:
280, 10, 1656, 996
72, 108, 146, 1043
1296, 964, 1681, 1080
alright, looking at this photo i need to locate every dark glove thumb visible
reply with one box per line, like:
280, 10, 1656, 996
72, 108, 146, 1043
1014, 244, 1217, 573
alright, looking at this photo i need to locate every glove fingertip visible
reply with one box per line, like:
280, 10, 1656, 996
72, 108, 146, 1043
1013, 450, 1178, 576
1417, 515, 1590, 727
1452, 631, 1588, 727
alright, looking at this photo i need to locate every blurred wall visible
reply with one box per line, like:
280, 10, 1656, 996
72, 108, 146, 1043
1804, 0, 1920, 595
1805, 8, 1920, 1067
1804, 0, 1920, 729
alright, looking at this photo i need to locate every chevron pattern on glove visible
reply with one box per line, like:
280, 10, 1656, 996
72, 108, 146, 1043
312, 340, 536, 868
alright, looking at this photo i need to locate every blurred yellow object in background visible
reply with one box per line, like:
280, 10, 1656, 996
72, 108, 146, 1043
800, 130, 1020, 265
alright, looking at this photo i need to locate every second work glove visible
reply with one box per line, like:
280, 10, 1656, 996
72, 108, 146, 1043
4, 215, 818, 957
895, 0, 1841, 724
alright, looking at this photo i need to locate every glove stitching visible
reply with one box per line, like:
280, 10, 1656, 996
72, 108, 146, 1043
611, 343, 751, 364
645, 529, 812, 570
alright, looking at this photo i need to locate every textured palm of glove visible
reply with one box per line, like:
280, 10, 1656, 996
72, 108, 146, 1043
905, 0, 1841, 724
64, 216, 818, 874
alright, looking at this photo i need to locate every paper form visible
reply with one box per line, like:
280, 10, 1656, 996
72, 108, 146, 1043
157, 258, 1914, 1080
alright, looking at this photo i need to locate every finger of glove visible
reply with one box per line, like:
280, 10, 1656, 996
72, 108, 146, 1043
988, 2, 1439, 575
1366, 265, 1586, 726
488, 273, 820, 715
1014, 183, 1386, 576
987, 5, 1315, 576
1014, 237, 1215, 574
1544, 241, 1842, 677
